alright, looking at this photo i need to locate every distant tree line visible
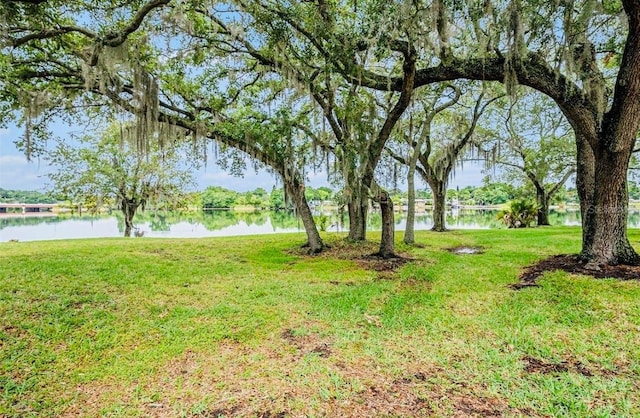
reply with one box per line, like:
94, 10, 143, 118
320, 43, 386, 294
197, 182, 640, 211
198, 186, 335, 210
5, 180, 640, 211
390, 183, 579, 207
0, 188, 57, 204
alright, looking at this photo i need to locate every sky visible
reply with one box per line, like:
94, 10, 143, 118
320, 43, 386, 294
0, 122, 486, 193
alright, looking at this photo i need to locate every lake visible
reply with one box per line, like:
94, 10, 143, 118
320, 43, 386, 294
1, 208, 639, 242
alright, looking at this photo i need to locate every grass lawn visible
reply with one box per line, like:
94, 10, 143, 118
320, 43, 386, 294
1, 227, 639, 417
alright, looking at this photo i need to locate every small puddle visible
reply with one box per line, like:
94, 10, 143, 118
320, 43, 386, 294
447, 246, 484, 255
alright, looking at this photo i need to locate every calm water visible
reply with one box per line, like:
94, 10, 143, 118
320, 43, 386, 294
1, 208, 639, 242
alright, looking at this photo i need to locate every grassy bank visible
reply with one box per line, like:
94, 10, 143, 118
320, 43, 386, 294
1, 228, 639, 417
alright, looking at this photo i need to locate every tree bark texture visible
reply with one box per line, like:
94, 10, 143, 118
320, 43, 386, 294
375, 190, 396, 258
429, 180, 448, 232
404, 164, 416, 244
287, 179, 325, 253
574, 134, 596, 240
580, 144, 640, 265
121, 199, 138, 238
576, 2, 640, 265
347, 191, 368, 241
535, 187, 550, 226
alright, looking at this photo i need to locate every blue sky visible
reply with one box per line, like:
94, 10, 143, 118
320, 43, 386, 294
0, 122, 486, 192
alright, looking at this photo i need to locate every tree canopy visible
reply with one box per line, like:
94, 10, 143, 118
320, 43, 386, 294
46, 121, 195, 236
1, 0, 639, 264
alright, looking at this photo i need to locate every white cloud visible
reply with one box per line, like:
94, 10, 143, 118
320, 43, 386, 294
0, 155, 51, 191
449, 161, 486, 188
0, 155, 30, 165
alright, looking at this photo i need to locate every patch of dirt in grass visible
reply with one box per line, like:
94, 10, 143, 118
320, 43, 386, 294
1, 324, 21, 336
196, 407, 286, 418
195, 405, 241, 417
323, 362, 523, 417
257, 412, 288, 418
513, 255, 640, 289
142, 402, 176, 417
453, 394, 510, 417
329, 280, 355, 286
293, 239, 412, 273
289, 239, 377, 259
280, 328, 333, 358
64, 381, 127, 417
328, 383, 433, 416
308, 343, 332, 358
166, 349, 201, 378
329, 360, 520, 416
357, 254, 411, 272
394, 369, 517, 417
62, 331, 528, 417
522, 355, 593, 377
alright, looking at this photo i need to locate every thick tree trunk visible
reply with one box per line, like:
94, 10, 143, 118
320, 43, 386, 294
121, 200, 138, 238
430, 180, 448, 232
287, 180, 325, 254
375, 190, 396, 258
575, 135, 596, 243
580, 145, 640, 266
404, 165, 416, 244
535, 187, 550, 226
347, 190, 368, 241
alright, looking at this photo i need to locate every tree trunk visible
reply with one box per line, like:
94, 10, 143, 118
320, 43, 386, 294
580, 145, 640, 266
287, 179, 325, 254
347, 189, 368, 241
575, 134, 596, 244
535, 187, 550, 226
404, 164, 416, 244
375, 190, 396, 258
121, 200, 138, 238
430, 180, 448, 232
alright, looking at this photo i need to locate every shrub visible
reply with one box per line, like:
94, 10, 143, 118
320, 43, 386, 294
315, 214, 330, 231
497, 199, 538, 228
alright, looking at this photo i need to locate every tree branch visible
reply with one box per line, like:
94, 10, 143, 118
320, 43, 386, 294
362, 46, 417, 187
495, 160, 525, 171
6, 0, 48, 4
453, 93, 502, 157
101, 0, 171, 47
10, 26, 97, 47
342, 53, 597, 149
602, 0, 640, 152
549, 168, 576, 197
385, 147, 408, 165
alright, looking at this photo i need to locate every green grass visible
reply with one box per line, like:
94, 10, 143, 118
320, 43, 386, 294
1, 228, 639, 417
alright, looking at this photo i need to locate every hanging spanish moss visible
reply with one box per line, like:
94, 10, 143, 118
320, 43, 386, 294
212, 139, 219, 161
503, 0, 525, 96
77, 41, 177, 155
132, 66, 159, 155
20, 90, 53, 159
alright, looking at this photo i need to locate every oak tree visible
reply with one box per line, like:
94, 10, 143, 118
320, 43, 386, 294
47, 122, 194, 237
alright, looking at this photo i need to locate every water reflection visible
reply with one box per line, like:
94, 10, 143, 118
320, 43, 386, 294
1, 208, 639, 242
